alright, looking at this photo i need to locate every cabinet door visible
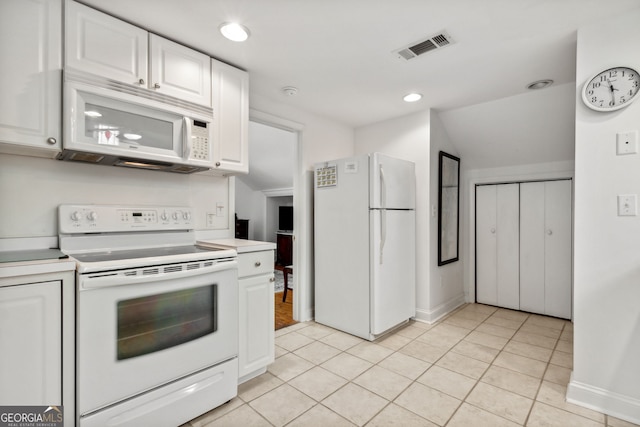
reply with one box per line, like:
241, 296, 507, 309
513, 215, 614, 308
0, 0, 61, 157
544, 180, 572, 319
0, 281, 62, 404
149, 34, 212, 106
476, 185, 498, 305
476, 184, 519, 309
520, 181, 546, 314
65, 0, 148, 85
212, 59, 249, 174
496, 184, 520, 310
238, 274, 274, 382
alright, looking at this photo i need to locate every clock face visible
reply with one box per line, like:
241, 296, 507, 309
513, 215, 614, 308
582, 66, 640, 111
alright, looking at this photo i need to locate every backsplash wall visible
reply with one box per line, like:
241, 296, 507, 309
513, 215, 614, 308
0, 153, 230, 239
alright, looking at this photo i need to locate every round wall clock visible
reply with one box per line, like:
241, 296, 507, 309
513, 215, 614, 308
582, 66, 640, 112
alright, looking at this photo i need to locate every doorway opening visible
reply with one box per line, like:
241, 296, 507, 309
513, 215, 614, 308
235, 118, 298, 329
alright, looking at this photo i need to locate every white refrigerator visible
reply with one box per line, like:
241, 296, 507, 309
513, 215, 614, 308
314, 153, 416, 340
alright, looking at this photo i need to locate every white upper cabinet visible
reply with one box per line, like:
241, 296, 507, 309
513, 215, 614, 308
211, 59, 249, 174
0, 0, 62, 157
150, 35, 211, 106
65, 1, 211, 107
65, 0, 147, 86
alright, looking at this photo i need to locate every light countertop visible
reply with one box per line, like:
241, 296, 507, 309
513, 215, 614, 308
0, 250, 75, 280
198, 238, 276, 253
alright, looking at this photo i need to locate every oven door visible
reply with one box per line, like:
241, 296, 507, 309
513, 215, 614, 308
76, 259, 238, 416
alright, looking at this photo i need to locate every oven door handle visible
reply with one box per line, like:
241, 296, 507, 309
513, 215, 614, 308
80, 260, 237, 290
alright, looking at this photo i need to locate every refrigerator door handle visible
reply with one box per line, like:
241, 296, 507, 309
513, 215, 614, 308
379, 164, 387, 264
379, 164, 386, 209
380, 209, 386, 264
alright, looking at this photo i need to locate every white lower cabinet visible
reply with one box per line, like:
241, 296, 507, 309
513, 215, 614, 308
476, 179, 572, 319
0, 261, 75, 426
237, 249, 275, 383
0, 281, 61, 404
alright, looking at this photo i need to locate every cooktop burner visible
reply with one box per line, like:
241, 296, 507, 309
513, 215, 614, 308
71, 245, 226, 263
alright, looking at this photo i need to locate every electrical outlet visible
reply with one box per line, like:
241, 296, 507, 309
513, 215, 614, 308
617, 194, 637, 216
206, 212, 216, 227
215, 202, 225, 217
616, 131, 638, 155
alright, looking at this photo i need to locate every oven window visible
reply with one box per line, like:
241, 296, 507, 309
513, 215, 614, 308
117, 285, 217, 360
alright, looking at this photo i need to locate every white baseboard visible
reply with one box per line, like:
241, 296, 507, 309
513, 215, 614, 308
567, 373, 640, 425
414, 293, 466, 324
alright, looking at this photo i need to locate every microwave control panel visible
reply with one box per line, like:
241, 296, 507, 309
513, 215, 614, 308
190, 120, 210, 161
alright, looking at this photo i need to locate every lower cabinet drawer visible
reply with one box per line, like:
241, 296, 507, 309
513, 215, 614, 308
238, 250, 273, 278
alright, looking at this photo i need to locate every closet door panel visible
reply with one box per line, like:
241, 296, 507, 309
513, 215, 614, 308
476, 185, 497, 305
544, 180, 572, 319
496, 184, 520, 310
519, 182, 545, 314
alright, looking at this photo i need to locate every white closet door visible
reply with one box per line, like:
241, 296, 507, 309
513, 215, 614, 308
520, 182, 546, 314
476, 184, 519, 309
476, 185, 497, 305
544, 180, 572, 319
496, 184, 520, 310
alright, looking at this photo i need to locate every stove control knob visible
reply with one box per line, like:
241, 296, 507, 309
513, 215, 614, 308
172, 211, 180, 220
71, 211, 82, 222
183, 211, 191, 220
87, 211, 98, 221
161, 211, 169, 221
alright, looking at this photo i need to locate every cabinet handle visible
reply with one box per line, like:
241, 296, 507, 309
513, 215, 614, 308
490, 227, 496, 234
255, 261, 261, 267
138, 78, 145, 85
46, 137, 56, 145
215, 162, 221, 167
153, 83, 161, 89
547, 229, 553, 235
269, 277, 275, 282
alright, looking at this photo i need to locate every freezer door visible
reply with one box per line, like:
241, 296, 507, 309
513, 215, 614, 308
370, 209, 415, 335
370, 153, 416, 210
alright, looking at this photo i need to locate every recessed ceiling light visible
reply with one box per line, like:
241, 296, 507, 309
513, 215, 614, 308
219, 22, 250, 42
526, 79, 554, 90
403, 93, 422, 102
124, 133, 142, 141
84, 110, 102, 118
282, 86, 298, 96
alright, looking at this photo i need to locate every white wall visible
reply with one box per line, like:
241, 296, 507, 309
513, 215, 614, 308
0, 153, 231, 245
429, 112, 465, 319
355, 110, 437, 321
234, 177, 267, 241
567, 8, 640, 424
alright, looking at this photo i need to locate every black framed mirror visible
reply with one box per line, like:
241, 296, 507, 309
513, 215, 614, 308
438, 151, 460, 266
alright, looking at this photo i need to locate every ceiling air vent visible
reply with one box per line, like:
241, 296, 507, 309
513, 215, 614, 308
394, 31, 454, 61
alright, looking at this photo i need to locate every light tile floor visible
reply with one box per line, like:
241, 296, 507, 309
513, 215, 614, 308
186, 303, 639, 427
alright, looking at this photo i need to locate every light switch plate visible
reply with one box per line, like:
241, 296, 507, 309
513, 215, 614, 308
616, 131, 638, 155
618, 194, 637, 216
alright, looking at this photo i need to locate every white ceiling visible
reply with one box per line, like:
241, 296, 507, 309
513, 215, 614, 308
79, 0, 640, 170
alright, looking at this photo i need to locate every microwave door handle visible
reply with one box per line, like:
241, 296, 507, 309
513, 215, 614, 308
182, 117, 192, 160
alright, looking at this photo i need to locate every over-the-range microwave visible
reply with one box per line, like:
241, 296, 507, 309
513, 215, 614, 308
58, 72, 214, 173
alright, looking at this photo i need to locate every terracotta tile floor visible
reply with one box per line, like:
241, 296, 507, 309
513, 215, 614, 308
186, 303, 639, 427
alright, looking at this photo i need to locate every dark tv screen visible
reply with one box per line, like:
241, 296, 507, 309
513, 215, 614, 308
279, 206, 293, 231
